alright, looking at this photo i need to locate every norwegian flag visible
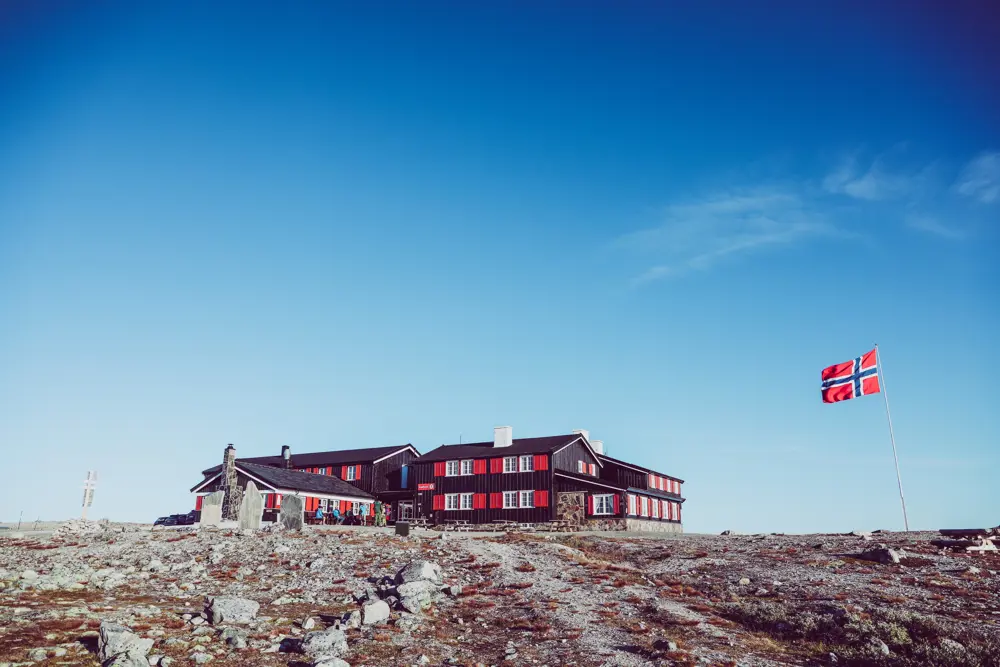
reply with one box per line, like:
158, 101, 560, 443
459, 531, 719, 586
821, 348, 880, 403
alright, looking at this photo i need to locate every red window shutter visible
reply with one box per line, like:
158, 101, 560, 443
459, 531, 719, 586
326, 466, 332, 475
341, 466, 349, 479
340, 500, 348, 514
355, 465, 362, 480
474, 459, 487, 475
490, 458, 503, 474
473, 493, 486, 509
613, 494, 620, 515
534, 490, 549, 507
489, 492, 503, 508
587, 495, 595, 515
648, 473, 655, 488
368, 503, 374, 516
433, 495, 444, 511
533, 454, 548, 471
195, 496, 203, 510
588, 463, 596, 476
434, 462, 446, 477
276, 494, 282, 508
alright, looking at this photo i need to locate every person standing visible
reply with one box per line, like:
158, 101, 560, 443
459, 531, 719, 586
374, 500, 385, 527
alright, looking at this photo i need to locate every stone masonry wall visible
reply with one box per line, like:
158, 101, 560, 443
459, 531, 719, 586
556, 492, 585, 528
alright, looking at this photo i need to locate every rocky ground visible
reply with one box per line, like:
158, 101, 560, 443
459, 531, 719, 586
1, 520, 998, 667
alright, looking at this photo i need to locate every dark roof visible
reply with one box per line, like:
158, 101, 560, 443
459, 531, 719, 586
416, 434, 584, 463
201, 444, 418, 476
597, 453, 684, 483
236, 463, 375, 499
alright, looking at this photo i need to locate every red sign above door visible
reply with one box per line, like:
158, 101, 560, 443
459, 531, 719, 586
417, 483, 435, 491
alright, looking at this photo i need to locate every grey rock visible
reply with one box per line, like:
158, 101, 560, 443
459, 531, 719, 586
199, 492, 225, 527
302, 617, 316, 630
395, 561, 442, 585
874, 640, 890, 656
28, 648, 48, 661
940, 638, 966, 654
219, 627, 247, 649
313, 659, 351, 667
147, 655, 164, 666
279, 495, 305, 530
99, 621, 154, 663
237, 481, 263, 530
207, 596, 260, 625
446, 585, 462, 597
190, 652, 214, 664
20, 570, 39, 581
362, 600, 390, 626
308, 558, 326, 570
159, 658, 174, 667
105, 654, 150, 667
859, 545, 904, 565
300, 628, 348, 658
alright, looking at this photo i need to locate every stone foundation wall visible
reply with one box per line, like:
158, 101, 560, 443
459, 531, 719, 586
555, 492, 585, 528
623, 518, 683, 534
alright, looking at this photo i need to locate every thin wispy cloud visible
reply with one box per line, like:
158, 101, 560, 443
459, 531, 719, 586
822, 151, 933, 201
620, 186, 841, 284
905, 215, 966, 241
954, 152, 1000, 204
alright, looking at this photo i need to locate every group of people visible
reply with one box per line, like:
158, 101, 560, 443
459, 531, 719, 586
312, 500, 391, 527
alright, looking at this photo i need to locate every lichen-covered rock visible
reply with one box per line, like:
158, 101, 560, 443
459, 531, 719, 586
98, 621, 154, 663
362, 600, 390, 625
395, 560, 442, 585
207, 596, 259, 624
300, 628, 348, 659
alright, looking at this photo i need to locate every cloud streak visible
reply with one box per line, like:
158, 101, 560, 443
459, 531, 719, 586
620, 187, 841, 284
954, 152, 1000, 203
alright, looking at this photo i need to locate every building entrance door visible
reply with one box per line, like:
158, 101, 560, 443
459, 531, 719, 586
398, 501, 413, 520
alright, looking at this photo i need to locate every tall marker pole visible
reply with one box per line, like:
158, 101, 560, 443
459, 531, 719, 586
875, 344, 909, 531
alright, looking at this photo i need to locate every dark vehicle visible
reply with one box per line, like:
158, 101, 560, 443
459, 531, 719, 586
153, 511, 198, 526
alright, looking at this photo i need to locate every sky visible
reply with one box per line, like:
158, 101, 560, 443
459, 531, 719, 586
1, 2, 997, 534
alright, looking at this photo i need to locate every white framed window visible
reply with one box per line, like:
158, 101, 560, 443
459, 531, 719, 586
460, 459, 474, 476
593, 494, 614, 515
640, 496, 649, 517
445, 494, 460, 511
519, 455, 534, 472
652, 498, 660, 518
351, 502, 370, 516
503, 491, 518, 509
628, 494, 636, 515
446, 461, 459, 477
346, 467, 356, 481
503, 457, 517, 473
460, 493, 474, 510
577, 460, 584, 473
519, 490, 534, 508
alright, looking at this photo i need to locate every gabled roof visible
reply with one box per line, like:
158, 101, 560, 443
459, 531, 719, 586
200, 444, 419, 476
417, 434, 596, 463
192, 462, 375, 499
597, 453, 684, 483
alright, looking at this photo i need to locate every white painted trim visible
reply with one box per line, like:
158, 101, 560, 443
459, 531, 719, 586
553, 471, 624, 492
272, 488, 373, 503
191, 473, 223, 493
371, 445, 420, 464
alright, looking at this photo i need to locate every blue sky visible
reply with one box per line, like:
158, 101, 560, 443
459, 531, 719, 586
1, 2, 997, 533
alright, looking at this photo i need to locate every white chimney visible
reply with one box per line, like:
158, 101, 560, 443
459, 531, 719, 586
572, 429, 590, 443
591, 439, 604, 455
494, 426, 512, 448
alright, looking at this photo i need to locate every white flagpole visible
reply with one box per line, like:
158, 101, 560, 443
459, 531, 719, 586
875, 344, 909, 531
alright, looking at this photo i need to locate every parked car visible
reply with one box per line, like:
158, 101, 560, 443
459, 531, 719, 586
153, 511, 198, 526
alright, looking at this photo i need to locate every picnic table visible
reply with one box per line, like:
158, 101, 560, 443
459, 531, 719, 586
444, 520, 472, 532
933, 528, 998, 553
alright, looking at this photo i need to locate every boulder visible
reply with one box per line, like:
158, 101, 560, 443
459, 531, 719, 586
279, 495, 305, 530
362, 600, 390, 626
395, 561, 442, 585
207, 596, 260, 625
859, 545, 905, 565
104, 653, 150, 667
300, 628, 348, 659
98, 621, 154, 663
313, 659, 351, 667
219, 627, 248, 649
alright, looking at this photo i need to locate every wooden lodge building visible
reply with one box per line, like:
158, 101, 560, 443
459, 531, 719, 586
411, 427, 685, 532
190, 428, 684, 532
191, 443, 418, 522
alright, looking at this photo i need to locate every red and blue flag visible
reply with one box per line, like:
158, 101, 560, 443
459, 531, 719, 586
821, 348, 880, 403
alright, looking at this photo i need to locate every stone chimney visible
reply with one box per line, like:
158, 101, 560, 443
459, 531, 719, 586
281, 445, 292, 469
591, 439, 604, 456
220, 444, 243, 521
572, 429, 590, 443
494, 426, 512, 448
